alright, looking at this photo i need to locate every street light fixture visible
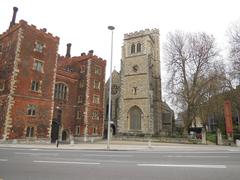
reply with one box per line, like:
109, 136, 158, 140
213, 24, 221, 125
107, 25, 115, 149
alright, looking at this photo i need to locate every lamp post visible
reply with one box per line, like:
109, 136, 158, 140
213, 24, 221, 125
107, 25, 115, 149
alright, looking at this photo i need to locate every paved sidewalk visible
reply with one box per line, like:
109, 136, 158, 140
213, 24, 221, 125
0, 140, 239, 151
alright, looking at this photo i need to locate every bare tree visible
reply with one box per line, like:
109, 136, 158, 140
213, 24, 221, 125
228, 22, 240, 74
164, 31, 224, 131
227, 21, 240, 130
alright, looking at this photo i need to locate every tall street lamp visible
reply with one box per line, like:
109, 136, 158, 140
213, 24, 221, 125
107, 25, 115, 149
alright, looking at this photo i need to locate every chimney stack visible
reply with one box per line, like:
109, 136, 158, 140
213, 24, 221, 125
9, 7, 18, 29
66, 43, 72, 58
88, 50, 94, 55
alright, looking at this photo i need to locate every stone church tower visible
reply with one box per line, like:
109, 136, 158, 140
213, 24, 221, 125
118, 29, 162, 135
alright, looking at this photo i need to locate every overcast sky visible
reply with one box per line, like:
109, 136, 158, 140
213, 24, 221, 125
1, 0, 240, 101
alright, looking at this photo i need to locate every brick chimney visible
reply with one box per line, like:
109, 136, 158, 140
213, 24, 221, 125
66, 43, 72, 58
9, 7, 18, 29
88, 50, 94, 55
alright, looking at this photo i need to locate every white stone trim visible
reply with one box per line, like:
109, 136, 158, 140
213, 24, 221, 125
48, 42, 59, 139
3, 28, 23, 140
84, 59, 91, 141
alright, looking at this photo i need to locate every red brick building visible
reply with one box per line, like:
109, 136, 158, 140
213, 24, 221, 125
0, 7, 106, 143
52, 49, 106, 143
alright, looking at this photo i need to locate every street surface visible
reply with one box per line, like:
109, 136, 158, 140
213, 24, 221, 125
0, 143, 240, 180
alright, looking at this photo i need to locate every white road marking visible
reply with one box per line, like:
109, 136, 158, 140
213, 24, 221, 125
41, 157, 138, 164
82, 154, 133, 157
15, 152, 59, 156
137, 164, 226, 168
227, 149, 240, 152
0, 159, 8, 162
142, 151, 239, 154
33, 160, 100, 165
167, 155, 229, 158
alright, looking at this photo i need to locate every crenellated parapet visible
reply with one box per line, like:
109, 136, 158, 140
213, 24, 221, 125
124, 28, 159, 40
0, 20, 59, 42
58, 50, 106, 65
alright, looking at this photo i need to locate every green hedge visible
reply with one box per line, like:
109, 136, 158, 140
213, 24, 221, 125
207, 132, 217, 143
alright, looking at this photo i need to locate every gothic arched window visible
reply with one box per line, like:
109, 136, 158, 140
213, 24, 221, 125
131, 44, 135, 54
129, 106, 142, 130
137, 43, 141, 53
54, 83, 68, 100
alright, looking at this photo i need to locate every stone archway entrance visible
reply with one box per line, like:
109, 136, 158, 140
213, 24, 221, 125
51, 109, 62, 143
51, 120, 59, 143
111, 124, 116, 135
128, 106, 142, 131
62, 130, 68, 141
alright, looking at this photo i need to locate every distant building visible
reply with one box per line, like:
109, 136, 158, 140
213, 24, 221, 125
0, 7, 106, 142
103, 70, 120, 136
161, 101, 174, 135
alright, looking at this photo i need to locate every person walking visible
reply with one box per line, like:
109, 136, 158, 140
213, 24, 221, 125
56, 139, 59, 148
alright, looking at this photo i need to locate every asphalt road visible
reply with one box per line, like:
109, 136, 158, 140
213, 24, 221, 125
0, 146, 240, 180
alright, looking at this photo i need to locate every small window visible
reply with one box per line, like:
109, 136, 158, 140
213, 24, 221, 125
78, 96, 83, 104
0, 80, 5, 91
79, 80, 85, 88
76, 111, 81, 119
132, 87, 137, 95
26, 127, 34, 137
34, 41, 45, 53
93, 95, 100, 104
75, 126, 80, 135
93, 127, 97, 134
80, 66, 85, 73
27, 105, 36, 116
93, 80, 100, 89
0, 104, 4, 122
92, 111, 99, 120
33, 59, 44, 72
6, 41, 11, 52
65, 66, 73, 72
31, 80, 41, 92
137, 43, 141, 53
131, 44, 135, 54
94, 66, 101, 75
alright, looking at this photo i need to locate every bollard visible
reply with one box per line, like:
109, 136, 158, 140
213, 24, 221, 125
201, 128, 207, 144
236, 139, 240, 147
148, 140, 152, 149
216, 128, 223, 145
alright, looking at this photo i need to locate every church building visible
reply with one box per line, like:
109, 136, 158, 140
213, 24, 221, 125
104, 29, 173, 136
